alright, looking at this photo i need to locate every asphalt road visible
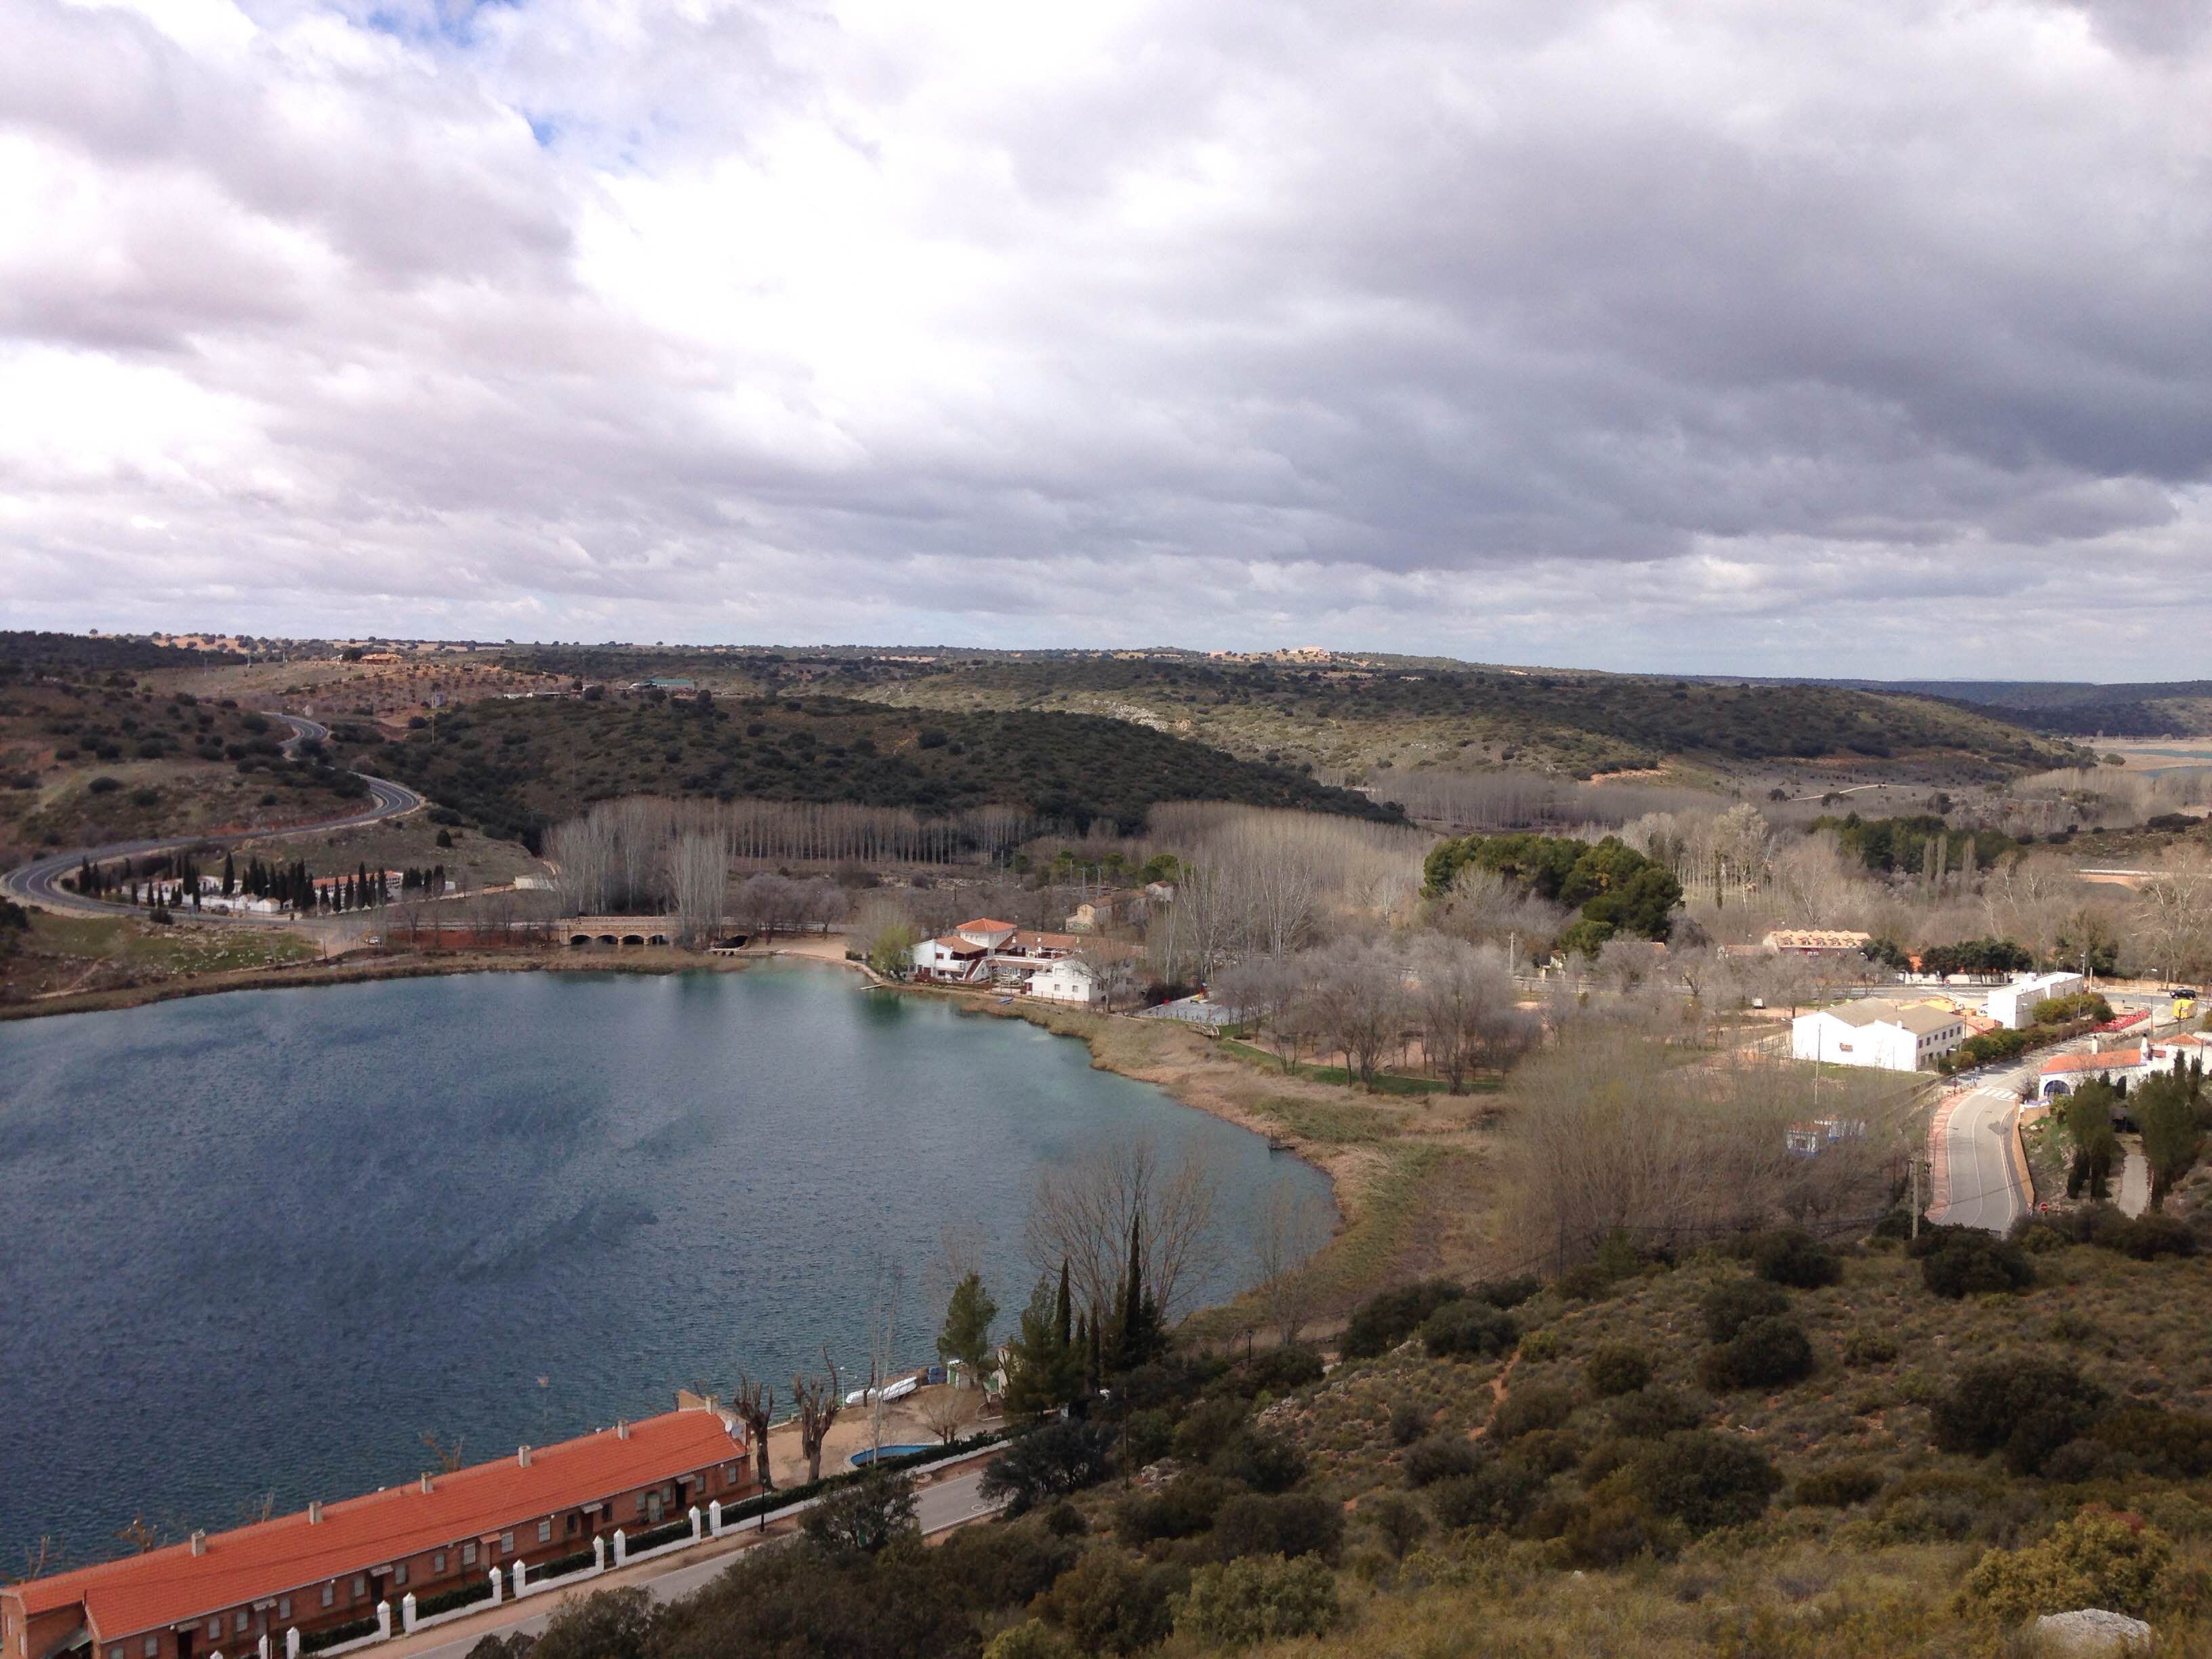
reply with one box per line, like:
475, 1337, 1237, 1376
0, 713, 424, 920
398, 1467, 1001, 1659
1935, 1084, 2030, 1234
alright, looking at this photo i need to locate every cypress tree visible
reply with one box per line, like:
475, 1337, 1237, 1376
1055, 1260, 1072, 1352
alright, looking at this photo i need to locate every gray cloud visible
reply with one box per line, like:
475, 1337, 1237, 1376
3, 0, 2211, 674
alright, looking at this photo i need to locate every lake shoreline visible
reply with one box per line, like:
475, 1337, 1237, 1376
2, 941, 1418, 1335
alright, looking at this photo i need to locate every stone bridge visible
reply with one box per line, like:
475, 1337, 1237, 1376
562, 915, 676, 949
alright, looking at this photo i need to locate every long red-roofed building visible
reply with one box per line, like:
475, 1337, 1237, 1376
1, 1406, 750, 1659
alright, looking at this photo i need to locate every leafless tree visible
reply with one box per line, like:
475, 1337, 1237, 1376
419, 1430, 467, 1473
1247, 1177, 1334, 1343
1309, 937, 1412, 1086
733, 1376, 775, 1490
915, 1385, 982, 1445
792, 1353, 842, 1485
1410, 935, 1519, 1092
1025, 1131, 1223, 1326
669, 831, 728, 947
547, 812, 616, 916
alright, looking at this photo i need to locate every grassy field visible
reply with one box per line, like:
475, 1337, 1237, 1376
1, 911, 317, 1003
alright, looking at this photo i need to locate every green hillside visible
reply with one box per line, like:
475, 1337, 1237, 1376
802, 657, 2090, 781
358, 691, 1404, 847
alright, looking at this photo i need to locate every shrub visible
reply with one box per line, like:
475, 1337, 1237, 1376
1206, 1493, 1344, 1564
1175, 1554, 1340, 1648
985, 1623, 1080, 1659
1964, 1507, 2174, 1624
1794, 1463, 1885, 1507
1218, 1346, 1325, 1398
1558, 1494, 1663, 1568
531, 1591, 657, 1659
1472, 1274, 1544, 1310
1404, 1435, 1479, 1488
934, 1519, 1081, 1612
1626, 1431, 1782, 1532
1931, 1357, 2109, 1476
301, 1620, 380, 1654
1172, 1397, 1249, 1465
1211, 1429, 1306, 1494
1363, 1492, 1429, 1559
1750, 1228, 1843, 1289
2093, 1406, 2212, 1480
1697, 1315, 1814, 1392
801, 1469, 918, 1557
1701, 1277, 1790, 1343
2109, 1213, 2196, 1260
1117, 1474, 1237, 1546
1122, 1408, 1174, 1467
86, 775, 121, 794
981, 1420, 1116, 1515
1421, 1298, 1519, 1360
1427, 1456, 1548, 1534
1032, 1547, 1177, 1656
1921, 1233, 2035, 1298
1490, 1382, 1577, 1441
1388, 1399, 1431, 1446
1585, 1345, 1653, 1398
1609, 1387, 1706, 1439
1343, 1278, 1465, 1358
1841, 1328, 1900, 1367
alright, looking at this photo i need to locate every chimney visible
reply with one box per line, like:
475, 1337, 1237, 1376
617, 1420, 630, 1441
518, 1445, 531, 1469
308, 1502, 323, 1525
419, 1473, 433, 1495
190, 1531, 207, 1557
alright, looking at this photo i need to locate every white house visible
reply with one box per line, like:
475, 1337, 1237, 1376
1762, 929, 1872, 956
2036, 1037, 2190, 1099
1792, 998, 1967, 1071
1027, 957, 1103, 1006
1986, 970, 2086, 1030
912, 918, 1110, 1004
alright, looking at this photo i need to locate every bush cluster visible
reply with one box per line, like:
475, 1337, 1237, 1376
1931, 1357, 2110, 1476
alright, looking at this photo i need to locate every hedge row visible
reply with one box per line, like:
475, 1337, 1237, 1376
411, 1580, 495, 1620
298, 1618, 379, 1654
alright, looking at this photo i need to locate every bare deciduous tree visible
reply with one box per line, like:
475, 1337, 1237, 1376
1026, 1132, 1223, 1326
792, 1353, 842, 1486
733, 1375, 775, 1490
1410, 935, 1521, 1093
915, 1385, 982, 1445
668, 830, 728, 947
1248, 1177, 1334, 1343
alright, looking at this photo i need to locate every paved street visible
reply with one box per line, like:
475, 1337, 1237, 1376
396, 1465, 1000, 1659
0, 715, 423, 920
1933, 1084, 2030, 1233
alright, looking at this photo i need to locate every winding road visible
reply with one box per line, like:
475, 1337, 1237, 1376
1, 713, 424, 920
1931, 1084, 2031, 1234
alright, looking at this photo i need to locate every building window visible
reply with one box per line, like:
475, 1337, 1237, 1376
393, 1566, 407, 1589
635, 1494, 647, 1516
501, 1532, 515, 1555
208, 1622, 222, 1641
234, 1614, 248, 1635
276, 1600, 290, 1623
111, 1646, 125, 1659
565, 1515, 579, 1537
322, 1586, 334, 1610
146, 1639, 161, 1658
463, 1542, 477, 1567
537, 1519, 552, 1544
353, 1578, 367, 1600
433, 1553, 446, 1575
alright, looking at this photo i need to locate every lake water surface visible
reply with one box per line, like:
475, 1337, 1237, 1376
0, 966, 1327, 1561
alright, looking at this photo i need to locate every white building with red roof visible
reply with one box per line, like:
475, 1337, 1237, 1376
2036, 1038, 2190, 1099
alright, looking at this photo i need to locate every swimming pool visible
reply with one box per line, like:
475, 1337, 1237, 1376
847, 1443, 935, 1467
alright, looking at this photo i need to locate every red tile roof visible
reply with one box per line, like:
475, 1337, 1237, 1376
955, 918, 1017, 933
2041, 1044, 2152, 1075
8, 1410, 741, 1640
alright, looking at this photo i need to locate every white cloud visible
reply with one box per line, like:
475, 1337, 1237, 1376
3, 0, 2211, 672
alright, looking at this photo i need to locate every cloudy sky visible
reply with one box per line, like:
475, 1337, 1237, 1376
3, 0, 2209, 674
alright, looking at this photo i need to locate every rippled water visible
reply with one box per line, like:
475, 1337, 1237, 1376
0, 966, 1328, 1563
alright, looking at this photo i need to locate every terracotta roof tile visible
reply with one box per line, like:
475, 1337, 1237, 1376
9, 1410, 741, 1640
